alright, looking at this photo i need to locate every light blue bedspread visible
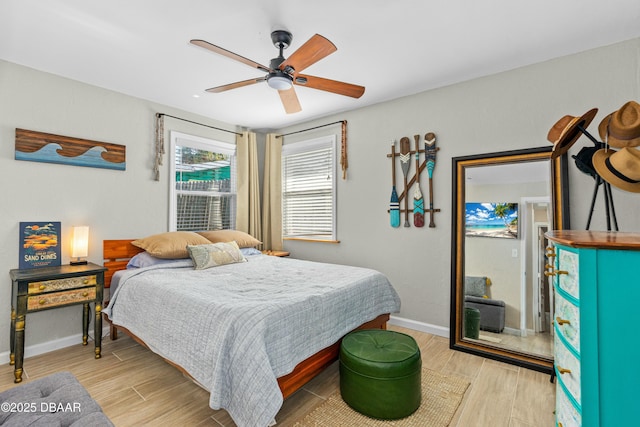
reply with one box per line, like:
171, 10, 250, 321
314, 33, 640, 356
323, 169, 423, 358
104, 255, 400, 427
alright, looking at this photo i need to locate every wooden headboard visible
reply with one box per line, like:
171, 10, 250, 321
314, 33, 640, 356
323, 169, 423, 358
103, 239, 143, 289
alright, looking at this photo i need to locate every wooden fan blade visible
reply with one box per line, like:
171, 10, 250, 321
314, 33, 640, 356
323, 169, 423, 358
205, 77, 265, 93
294, 74, 365, 98
190, 39, 271, 72
279, 34, 336, 74
278, 87, 302, 114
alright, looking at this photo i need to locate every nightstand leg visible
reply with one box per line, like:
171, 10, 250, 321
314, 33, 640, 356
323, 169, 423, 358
9, 309, 16, 366
14, 315, 25, 383
82, 303, 89, 345
94, 303, 102, 359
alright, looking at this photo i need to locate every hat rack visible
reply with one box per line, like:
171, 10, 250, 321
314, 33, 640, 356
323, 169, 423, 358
386, 133, 440, 229
572, 123, 619, 231
556, 100, 640, 231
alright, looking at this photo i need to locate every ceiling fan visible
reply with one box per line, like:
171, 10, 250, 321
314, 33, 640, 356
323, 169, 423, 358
190, 30, 365, 114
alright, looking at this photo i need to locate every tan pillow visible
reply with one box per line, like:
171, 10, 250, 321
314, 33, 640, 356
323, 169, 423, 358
132, 231, 211, 259
196, 230, 261, 248
187, 241, 247, 270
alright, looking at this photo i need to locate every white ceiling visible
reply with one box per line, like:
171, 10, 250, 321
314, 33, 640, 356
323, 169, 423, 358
2, 0, 640, 131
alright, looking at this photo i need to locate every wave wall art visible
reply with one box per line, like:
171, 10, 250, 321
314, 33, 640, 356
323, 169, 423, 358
15, 128, 126, 170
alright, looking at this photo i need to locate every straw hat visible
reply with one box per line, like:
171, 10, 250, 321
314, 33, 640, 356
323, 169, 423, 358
592, 147, 640, 193
547, 108, 598, 159
598, 101, 640, 148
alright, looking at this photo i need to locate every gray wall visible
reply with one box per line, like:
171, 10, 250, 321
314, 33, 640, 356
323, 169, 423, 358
1, 37, 639, 357
0, 60, 241, 358
280, 37, 640, 331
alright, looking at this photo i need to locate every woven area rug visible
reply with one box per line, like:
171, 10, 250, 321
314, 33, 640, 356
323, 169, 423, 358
294, 369, 470, 427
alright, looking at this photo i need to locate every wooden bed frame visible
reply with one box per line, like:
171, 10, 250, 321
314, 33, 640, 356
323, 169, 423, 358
102, 239, 389, 399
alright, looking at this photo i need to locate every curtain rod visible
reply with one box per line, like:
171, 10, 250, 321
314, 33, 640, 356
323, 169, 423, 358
156, 113, 243, 136
276, 120, 346, 138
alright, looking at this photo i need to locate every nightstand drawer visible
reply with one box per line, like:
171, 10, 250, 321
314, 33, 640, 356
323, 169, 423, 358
28, 275, 97, 294
27, 286, 96, 311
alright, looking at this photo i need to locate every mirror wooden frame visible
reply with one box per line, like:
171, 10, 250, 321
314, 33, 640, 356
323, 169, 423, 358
450, 146, 570, 374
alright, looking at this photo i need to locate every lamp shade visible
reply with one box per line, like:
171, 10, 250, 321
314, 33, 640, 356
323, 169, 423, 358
71, 226, 89, 259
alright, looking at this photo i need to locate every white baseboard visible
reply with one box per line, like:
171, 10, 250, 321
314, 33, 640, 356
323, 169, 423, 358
0, 326, 112, 365
389, 315, 449, 339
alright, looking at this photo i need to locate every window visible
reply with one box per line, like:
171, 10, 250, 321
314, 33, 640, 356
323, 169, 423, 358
282, 135, 337, 241
170, 131, 236, 231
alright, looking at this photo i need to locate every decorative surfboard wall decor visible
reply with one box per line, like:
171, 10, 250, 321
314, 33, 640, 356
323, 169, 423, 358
15, 128, 126, 171
387, 133, 440, 228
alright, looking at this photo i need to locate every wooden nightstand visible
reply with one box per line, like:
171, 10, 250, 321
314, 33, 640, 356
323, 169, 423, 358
261, 250, 290, 257
9, 262, 106, 383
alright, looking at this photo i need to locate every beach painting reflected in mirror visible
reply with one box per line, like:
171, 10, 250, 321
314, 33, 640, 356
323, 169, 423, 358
465, 202, 518, 239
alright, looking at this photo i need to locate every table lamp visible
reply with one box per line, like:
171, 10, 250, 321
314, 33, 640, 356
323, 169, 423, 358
70, 226, 89, 265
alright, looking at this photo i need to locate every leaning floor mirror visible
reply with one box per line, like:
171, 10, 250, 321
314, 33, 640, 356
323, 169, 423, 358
450, 146, 569, 373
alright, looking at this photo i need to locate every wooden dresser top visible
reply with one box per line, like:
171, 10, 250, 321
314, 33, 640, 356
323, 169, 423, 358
546, 230, 640, 250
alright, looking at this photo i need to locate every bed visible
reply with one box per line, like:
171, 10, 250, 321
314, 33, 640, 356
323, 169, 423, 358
102, 238, 401, 427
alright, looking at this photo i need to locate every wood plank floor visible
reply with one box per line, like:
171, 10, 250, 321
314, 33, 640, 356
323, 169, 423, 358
0, 325, 555, 426
472, 329, 553, 359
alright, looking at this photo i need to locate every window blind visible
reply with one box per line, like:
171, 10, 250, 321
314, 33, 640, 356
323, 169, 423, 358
282, 136, 336, 240
170, 132, 236, 231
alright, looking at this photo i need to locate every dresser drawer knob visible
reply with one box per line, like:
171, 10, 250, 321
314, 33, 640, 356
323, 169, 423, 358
39, 285, 46, 291
557, 366, 572, 375
39, 299, 46, 305
82, 292, 89, 297
544, 264, 568, 277
83, 279, 89, 284
556, 317, 571, 326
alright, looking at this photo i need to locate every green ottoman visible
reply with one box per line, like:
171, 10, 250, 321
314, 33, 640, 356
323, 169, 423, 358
339, 329, 422, 420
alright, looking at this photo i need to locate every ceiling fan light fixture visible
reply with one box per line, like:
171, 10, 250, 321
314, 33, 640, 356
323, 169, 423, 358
192, 30, 364, 112
267, 71, 293, 90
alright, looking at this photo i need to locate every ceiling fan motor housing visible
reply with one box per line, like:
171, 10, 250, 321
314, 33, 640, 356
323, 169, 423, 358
270, 56, 285, 70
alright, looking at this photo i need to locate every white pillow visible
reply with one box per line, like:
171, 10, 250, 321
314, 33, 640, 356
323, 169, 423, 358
187, 241, 247, 270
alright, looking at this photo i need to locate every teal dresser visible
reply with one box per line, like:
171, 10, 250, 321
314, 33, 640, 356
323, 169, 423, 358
546, 230, 640, 427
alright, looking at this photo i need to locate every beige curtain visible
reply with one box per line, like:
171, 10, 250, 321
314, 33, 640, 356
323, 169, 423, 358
236, 131, 262, 242
261, 133, 283, 250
